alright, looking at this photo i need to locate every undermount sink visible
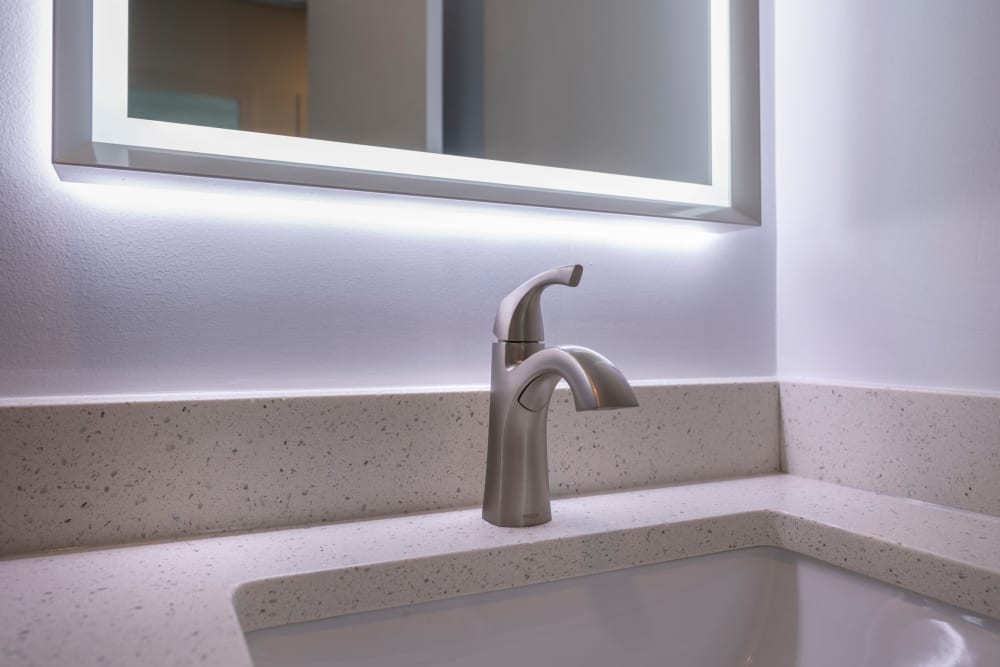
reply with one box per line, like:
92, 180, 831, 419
243, 546, 1000, 667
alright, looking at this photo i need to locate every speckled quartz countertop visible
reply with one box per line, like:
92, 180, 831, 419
2, 474, 999, 666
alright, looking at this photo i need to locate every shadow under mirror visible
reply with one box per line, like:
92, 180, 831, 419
127, 0, 712, 183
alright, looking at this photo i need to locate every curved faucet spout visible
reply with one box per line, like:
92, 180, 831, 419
483, 343, 638, 528
517, 346, 638, 412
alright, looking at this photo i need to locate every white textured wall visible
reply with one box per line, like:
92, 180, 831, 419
776, 0, 1000, 392
0, 3, 775, 402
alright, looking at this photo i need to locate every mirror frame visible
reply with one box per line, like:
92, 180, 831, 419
53, 0, 759, 225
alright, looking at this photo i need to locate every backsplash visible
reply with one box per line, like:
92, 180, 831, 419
0, 382, 779, 556
780, 382, 1000, 518
8, 379, 995, 558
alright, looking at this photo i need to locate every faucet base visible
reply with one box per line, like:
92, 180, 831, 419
482, 347, 555, 527
482, 506, 552, 528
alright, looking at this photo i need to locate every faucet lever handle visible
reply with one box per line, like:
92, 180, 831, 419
493, 264, 583, 342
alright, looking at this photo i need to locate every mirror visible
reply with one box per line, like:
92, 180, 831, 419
128, 0, 712, 185
54, 0, 759, 225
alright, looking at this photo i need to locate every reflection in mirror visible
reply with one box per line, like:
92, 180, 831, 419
128, 0, 308, 136
128, 0, 712, 183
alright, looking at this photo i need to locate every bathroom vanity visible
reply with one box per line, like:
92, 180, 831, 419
3, 475, 999, 666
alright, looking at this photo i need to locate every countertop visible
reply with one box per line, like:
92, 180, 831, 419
2, 474, 999, 666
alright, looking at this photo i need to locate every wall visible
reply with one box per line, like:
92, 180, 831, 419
775, 0, 1000, 393
0, 2, 775, 403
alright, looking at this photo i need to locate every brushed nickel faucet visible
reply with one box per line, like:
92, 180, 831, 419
483, 265, 638, 527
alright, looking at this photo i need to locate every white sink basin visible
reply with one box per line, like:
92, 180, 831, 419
243, 546, 1000, 666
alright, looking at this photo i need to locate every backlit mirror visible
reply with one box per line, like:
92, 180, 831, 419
128, 0, 712, 185
54, 0, 759, 225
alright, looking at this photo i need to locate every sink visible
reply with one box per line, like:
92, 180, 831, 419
243, 546, 1000, 666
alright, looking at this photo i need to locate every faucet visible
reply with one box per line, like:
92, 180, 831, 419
483, 265, 639, 527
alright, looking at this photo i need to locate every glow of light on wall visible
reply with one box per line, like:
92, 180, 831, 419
62, 180, 720, 252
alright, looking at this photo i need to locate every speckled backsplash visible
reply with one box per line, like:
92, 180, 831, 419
780, 382, 1000, 517
0, 382, 779, 556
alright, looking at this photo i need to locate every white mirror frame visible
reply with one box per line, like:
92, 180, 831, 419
53, 0, 759, 226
